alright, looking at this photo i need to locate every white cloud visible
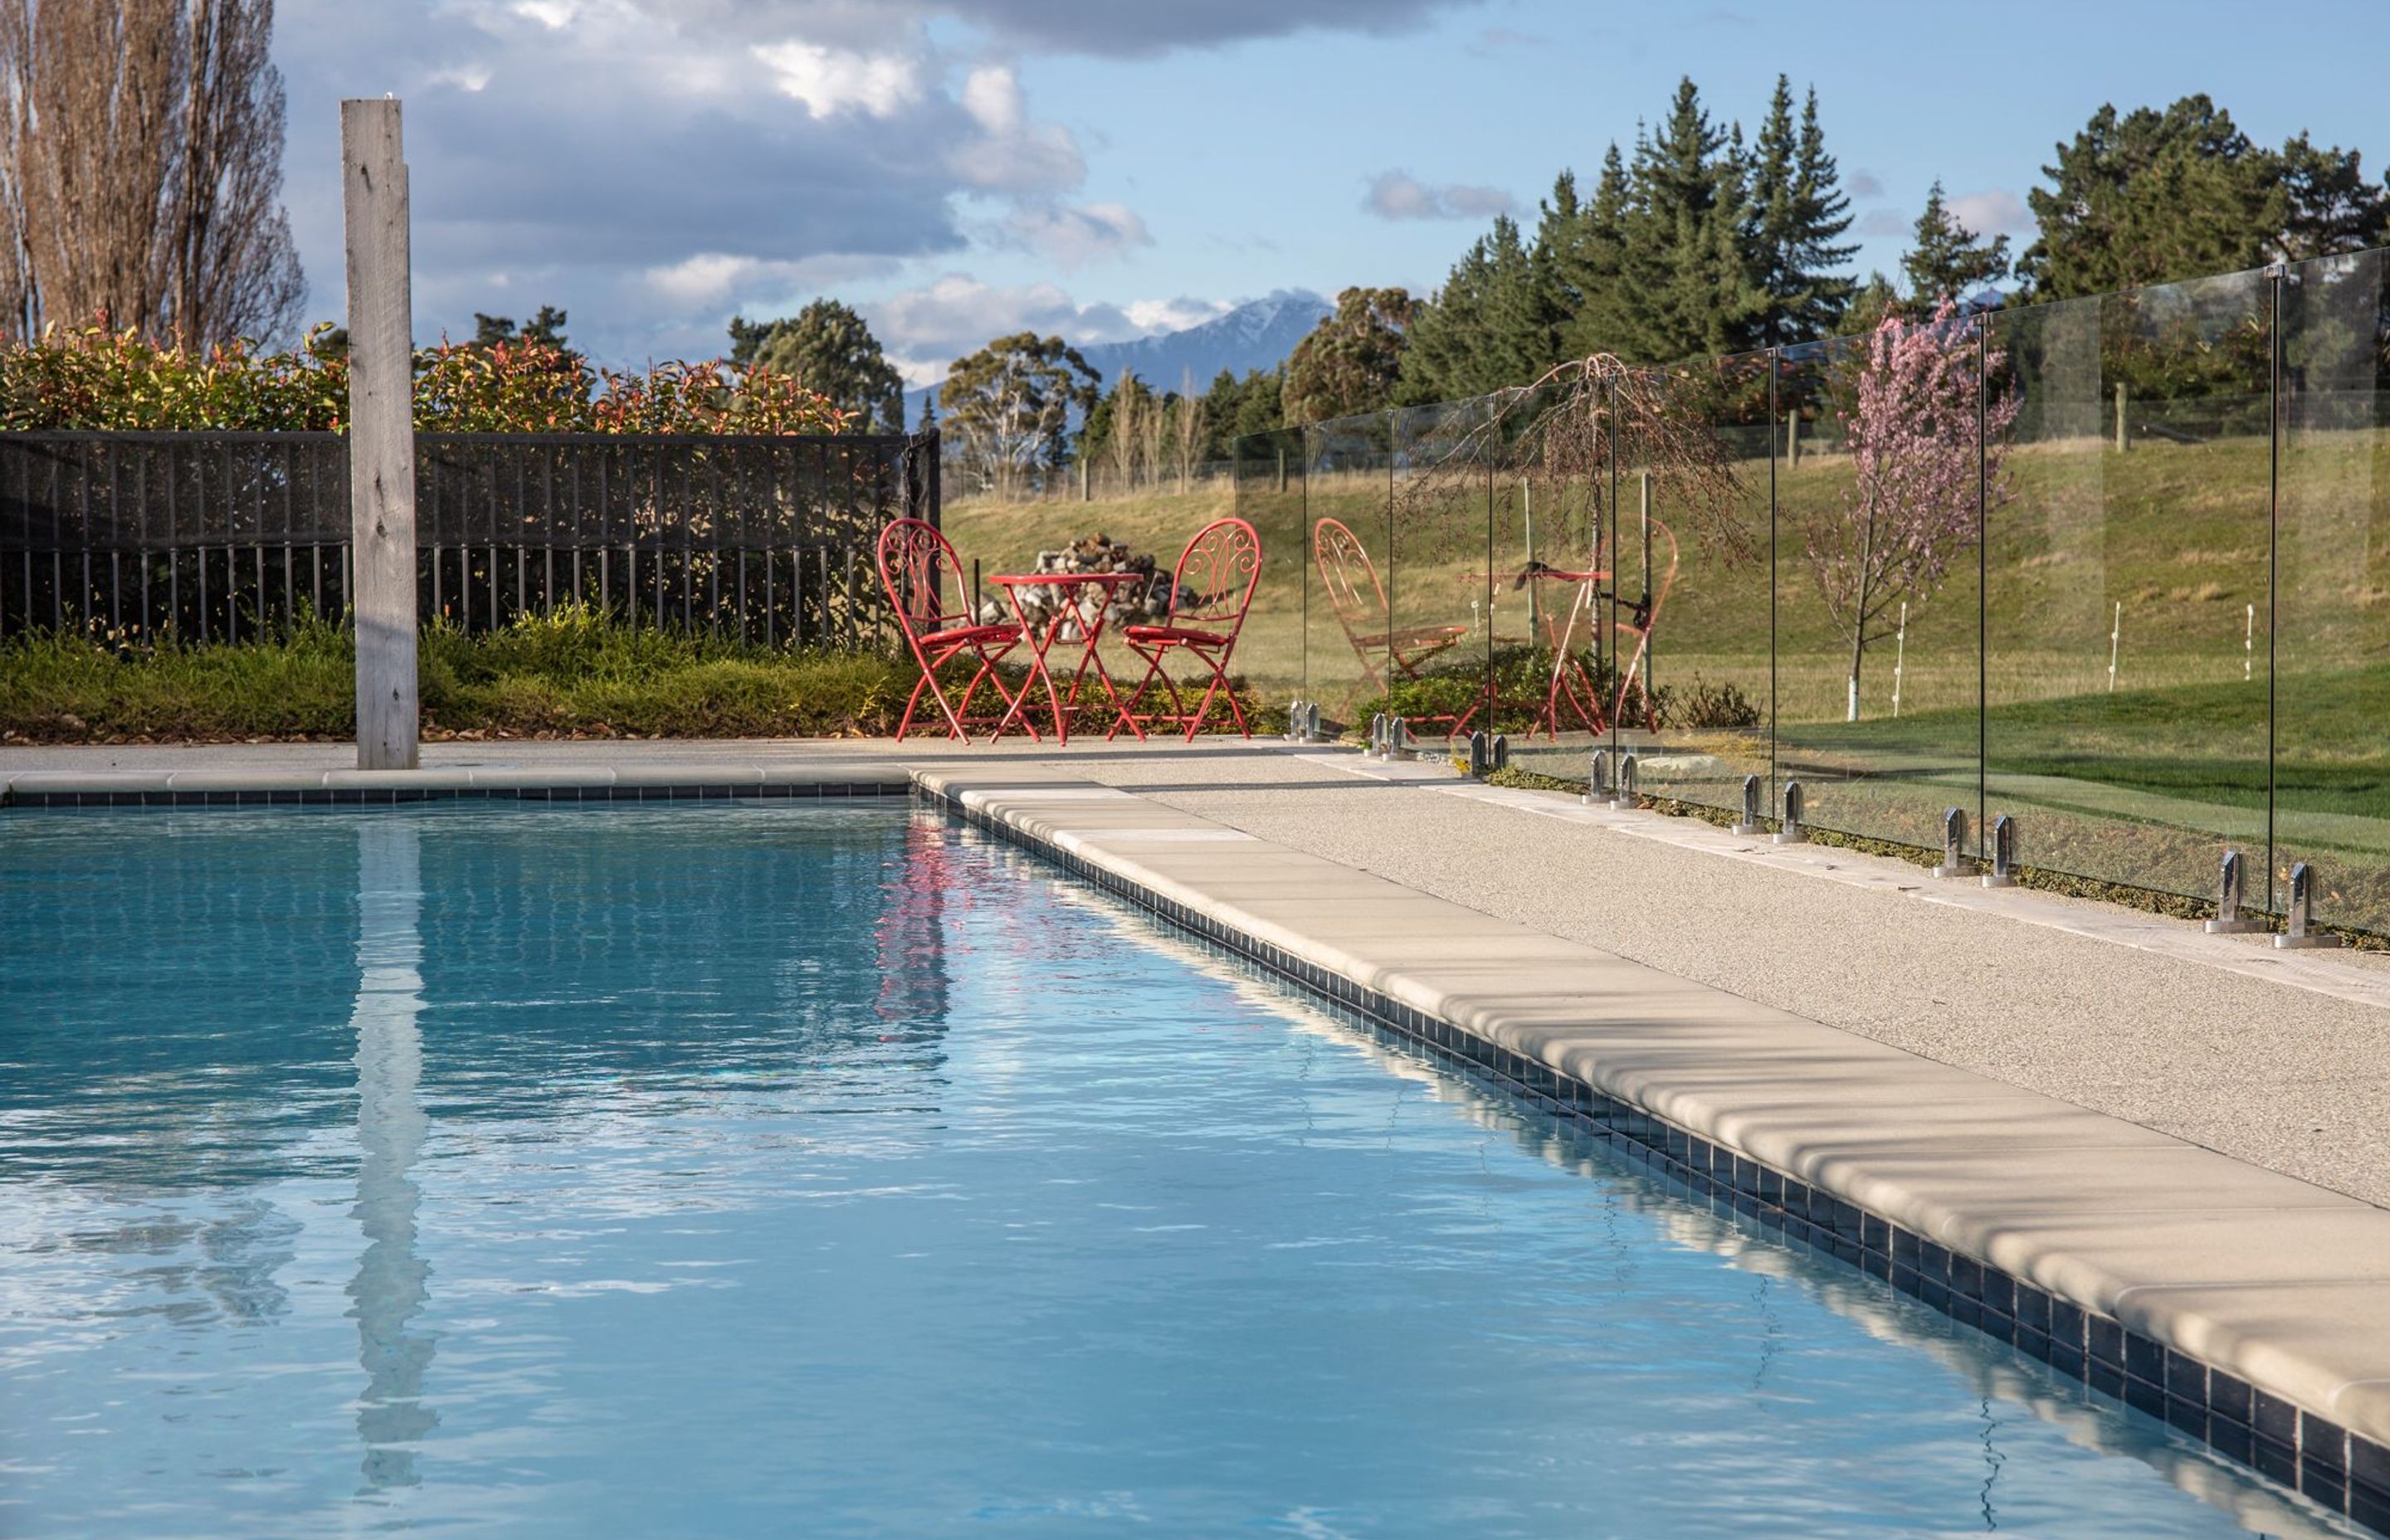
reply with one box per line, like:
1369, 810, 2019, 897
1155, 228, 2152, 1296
946, 64, 1083, 192
1848, 168, 1885, 199
1124, 296, 1230, 332
276, 0, 1412, 366
1362, 169, 1514, 221
751, 41, 922, 119
642, 251, 900, 312
1949, 188, 2031, 236
998, 202, 1152, 266
960, 63, 1023, 134
1859, 207, 1910, 237
867, 272, 1186, 378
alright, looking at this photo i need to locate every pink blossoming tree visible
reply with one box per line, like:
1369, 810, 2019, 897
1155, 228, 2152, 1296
1803, 301, 2018, 720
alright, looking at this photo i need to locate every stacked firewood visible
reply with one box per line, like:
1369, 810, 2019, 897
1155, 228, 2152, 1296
977, 533, 1193, 638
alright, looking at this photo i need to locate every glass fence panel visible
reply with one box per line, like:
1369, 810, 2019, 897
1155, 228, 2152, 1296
1388, 397, 1495, 745
1988, 270, 2271, 898
1624, 352, 1776, 818
1304, 412, 1396, 734
1773, 324, 1983, 852
1610, 368, 1660, 777
2277, 248, 2390, 935
1231, 426, 1309, 723
1488, 381, 1603, 766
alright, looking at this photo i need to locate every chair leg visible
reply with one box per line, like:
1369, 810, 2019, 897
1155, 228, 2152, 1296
1107, 644, 1166, 742
919, 642, 1017, 743
918, 661, 973, 742
1174, 646, 1250, 740
968, 642, 1042, 743
893, 671, 934, 743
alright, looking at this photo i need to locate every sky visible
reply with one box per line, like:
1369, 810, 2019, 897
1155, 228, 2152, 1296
271, 0, 2390, 381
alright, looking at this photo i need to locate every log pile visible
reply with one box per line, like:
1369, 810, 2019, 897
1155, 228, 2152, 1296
976, 533, 1193, 639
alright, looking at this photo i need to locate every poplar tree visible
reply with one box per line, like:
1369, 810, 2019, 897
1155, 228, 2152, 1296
0, 0, 304, 344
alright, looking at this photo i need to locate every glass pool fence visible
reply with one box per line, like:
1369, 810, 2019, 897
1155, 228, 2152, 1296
1236, 249, 2390, 938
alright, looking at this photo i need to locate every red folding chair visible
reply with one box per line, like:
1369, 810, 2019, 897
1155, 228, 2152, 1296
876, 518, 1030, 743
1609, 517, 1678, 734
1312, 516, 1472, 728
1110, 517, 1263, 741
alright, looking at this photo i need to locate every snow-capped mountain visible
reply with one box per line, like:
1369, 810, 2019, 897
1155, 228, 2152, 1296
903, 288, 1329, 426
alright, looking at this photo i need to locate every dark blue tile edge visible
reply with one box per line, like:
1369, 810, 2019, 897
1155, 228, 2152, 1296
921, 780, 2390, 1537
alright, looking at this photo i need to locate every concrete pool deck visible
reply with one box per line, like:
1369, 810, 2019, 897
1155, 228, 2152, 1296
8, 733, 2390, 1519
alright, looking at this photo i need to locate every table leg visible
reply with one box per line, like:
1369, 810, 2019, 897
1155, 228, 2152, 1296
992, 594, 1063, 743
1074, 621, 1146, 742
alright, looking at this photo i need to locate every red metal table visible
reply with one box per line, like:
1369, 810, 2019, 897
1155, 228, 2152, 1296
1520, 563, 1612, 738
987, 571, 1150, 745
1432, 565, 1613, 738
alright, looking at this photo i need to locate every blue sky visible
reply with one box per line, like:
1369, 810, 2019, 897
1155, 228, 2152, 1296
272, 0, 2390, 378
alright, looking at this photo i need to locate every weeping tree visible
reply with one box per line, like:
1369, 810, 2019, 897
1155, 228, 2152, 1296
1393, 352, 1755, 568
1802, 300, 2018, 720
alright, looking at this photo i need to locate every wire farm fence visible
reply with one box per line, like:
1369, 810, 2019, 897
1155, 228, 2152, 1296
1238, 248, 2390, 938
0, 431, 939, 650
940, 452, 1238, 506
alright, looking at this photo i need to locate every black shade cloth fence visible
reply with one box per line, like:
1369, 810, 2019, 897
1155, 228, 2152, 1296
0, 430, 939, 649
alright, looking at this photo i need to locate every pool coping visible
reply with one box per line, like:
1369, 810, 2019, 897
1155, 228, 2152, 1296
915, 768, 2390, 1535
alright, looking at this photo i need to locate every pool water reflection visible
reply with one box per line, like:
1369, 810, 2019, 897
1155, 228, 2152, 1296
0, 804, 2361, 1538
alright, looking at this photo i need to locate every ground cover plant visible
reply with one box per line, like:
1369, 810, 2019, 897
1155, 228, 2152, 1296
0, 604, 1278, 744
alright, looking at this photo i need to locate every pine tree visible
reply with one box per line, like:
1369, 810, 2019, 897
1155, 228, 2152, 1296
1398, 234, 1495, 403
733, 300, 905, 431
1531, 171, 1587, 336
1836, 271, 1900, 337
1703, 122, 1771, 357
1749, 80, 1857, 344
1901, 181, 2011, 308
1629, 82, 1728, 361
1574, 79, 1768, 363
1554, 145, 1632, 359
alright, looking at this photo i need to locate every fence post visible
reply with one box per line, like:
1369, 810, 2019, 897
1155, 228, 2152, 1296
2205, 850, 2261, 933
1933, 807, 1969, 879
342, 98, 418, 771
1733, 773, 1762, 836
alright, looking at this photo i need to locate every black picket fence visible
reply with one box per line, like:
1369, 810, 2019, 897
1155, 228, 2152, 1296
0, 430, 939, 648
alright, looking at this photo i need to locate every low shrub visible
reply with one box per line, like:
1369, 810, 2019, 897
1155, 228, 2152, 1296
1349, 646, 1761, 734
0, 610, 1282, 743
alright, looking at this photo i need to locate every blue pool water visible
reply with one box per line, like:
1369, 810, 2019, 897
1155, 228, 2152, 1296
0, 804, 2361, 1538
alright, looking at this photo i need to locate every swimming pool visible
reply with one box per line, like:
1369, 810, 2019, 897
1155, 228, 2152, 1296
0, 803, 2363, 1538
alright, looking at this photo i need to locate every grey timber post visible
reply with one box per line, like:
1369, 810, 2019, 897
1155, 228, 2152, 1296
343, 98, 419, 770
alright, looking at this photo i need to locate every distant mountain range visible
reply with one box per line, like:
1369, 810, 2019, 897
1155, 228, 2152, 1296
902, 288, 1329, 427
